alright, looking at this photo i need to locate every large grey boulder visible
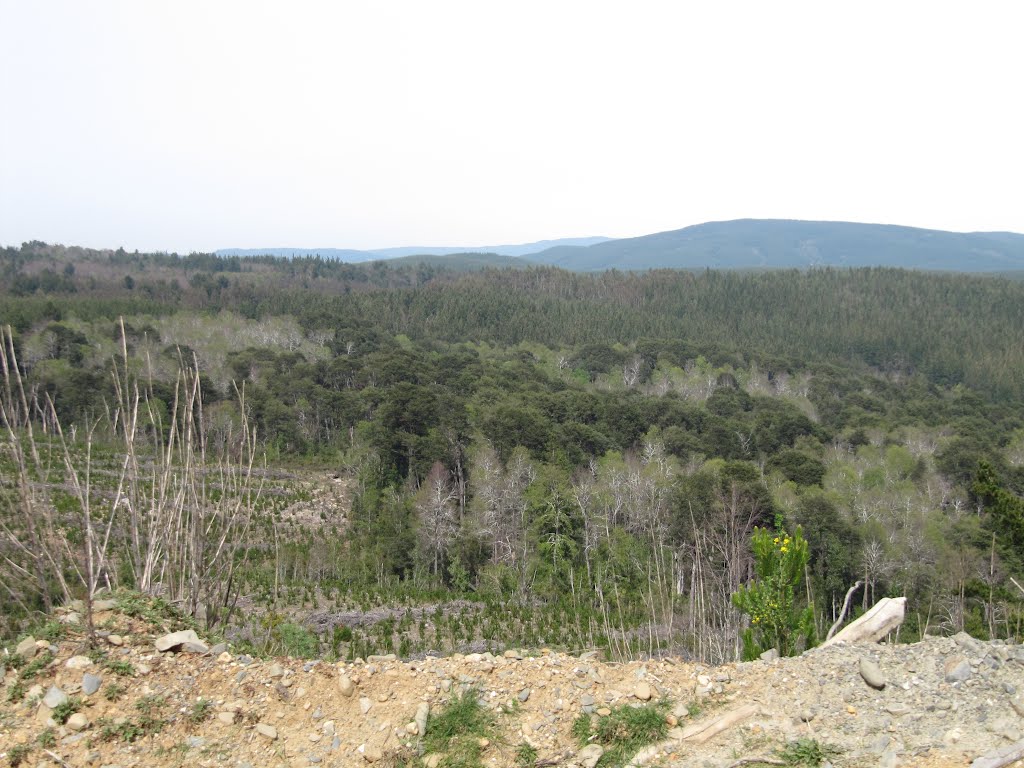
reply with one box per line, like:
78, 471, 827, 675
155, 629, 202, 652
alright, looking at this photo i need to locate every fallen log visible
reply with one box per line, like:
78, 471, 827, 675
970, 739, 1024, 768
822, 596, 906, 646
679, 703, 760, 744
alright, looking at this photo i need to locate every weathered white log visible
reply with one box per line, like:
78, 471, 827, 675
679, 703, 759, 744
970, 739, 1024, 768
822, 596, 906, 646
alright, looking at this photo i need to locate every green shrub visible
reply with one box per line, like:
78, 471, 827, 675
731, 526, 816, 660
272, 621, 318, 658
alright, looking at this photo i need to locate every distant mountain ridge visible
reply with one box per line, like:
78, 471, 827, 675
523, 219, 1024, 272
217, 220, 1024, 272
215, 236, 610, 261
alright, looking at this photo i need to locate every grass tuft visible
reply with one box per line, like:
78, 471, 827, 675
423, 688, 496, 768
571, 699, 671, 768
776, 738, 842, 767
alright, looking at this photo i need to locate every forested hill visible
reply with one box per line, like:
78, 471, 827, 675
525, 219, 1024, 272
216, 236, 610, 261
3, 242, 1024, 401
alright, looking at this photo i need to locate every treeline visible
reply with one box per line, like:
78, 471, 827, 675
4, 242, 1024, 401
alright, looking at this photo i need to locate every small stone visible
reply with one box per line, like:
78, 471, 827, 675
269, 663, 286, 678
944, 655, 972, 683
859, 658, 887, 690
15, 636, 37, 659
67, 712, 89, 731
181, 640, 208, 654
338, 673, 355, 697
1011, 695, 1024, 718
218, 651, 233, 663
634, 682, 653, 701
415, 702, 429, 737
759, 648, 779, 662
218, 711, 236, 725
256, 723, 278, 740
92, 599, 117, 611
187, 736, 206, 748
578, 744, 605, 768
362, 744, 383, 762
518, 688, 531, 702
406, 721, 419, 735
43, 686, 69, 709
66, 655, 93, 670
359, 697, 373, 714
376, 692, 389, 703
208, 642, 228, 656
106, 634, 124, 647
82, 674, 102, 696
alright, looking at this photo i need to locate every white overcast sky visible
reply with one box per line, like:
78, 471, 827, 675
1, 1, 1022, 253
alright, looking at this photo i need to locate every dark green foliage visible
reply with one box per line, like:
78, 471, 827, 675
973, 462, 1024, 570
767, 450, 826, 487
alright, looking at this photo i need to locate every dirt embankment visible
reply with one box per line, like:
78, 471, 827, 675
2, 604, 1023, 768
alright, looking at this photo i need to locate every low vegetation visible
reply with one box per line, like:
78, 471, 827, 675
572, 700, 671, 767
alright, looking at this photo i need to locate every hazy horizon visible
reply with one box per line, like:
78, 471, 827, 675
3, 2, 1023, 253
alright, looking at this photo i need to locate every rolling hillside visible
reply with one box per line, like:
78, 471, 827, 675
523, 219, 1024, 272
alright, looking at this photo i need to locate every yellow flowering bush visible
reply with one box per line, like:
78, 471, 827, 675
731, 525, 816, 660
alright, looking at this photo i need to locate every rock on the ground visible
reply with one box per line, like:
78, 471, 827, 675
577, 744, 605, 768
415, 702, 430, 737
255, 723, 278, 740
338, 671, 355, 697
634, 681, 653, 701
859, 657, 887, 689
15, 636, 37, 659
945, 655, 973, 683
81, 673, 102, 696
154, 629, 202, 652
66, 713, 89, 731
42, 686, 68, 709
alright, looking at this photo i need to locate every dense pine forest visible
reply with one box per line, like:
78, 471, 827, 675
2, 241, 1024, 663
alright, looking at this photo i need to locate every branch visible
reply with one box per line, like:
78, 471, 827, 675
825, 580, 863, 641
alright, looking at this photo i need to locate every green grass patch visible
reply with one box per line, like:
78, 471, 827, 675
50, 696, 82, 725
7, 743, 31, 767
423, 688, 497, 768
515, 742, 538, 767
776, 738, 842, 767
36, 728, 56, 748
6, 682, 26, 703
188, 697, 214, 725
17, 651, 53, 681
103, 682, 126, 702
571, 699, 671, 768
